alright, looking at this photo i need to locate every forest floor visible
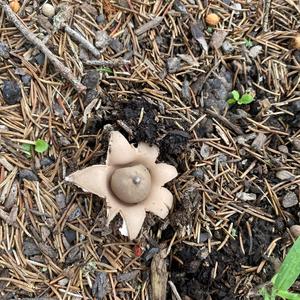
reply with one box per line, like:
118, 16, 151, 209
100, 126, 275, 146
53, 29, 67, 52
0, 0, 300, 299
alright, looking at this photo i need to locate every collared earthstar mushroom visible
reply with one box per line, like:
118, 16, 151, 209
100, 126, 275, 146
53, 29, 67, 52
65, 131, 178, 239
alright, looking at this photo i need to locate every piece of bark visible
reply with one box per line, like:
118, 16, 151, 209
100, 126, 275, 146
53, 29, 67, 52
135, 16, 164, 35
151, 249, 168, 300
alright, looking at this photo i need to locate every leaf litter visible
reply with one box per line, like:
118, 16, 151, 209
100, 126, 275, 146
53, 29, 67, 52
0, 0, 300, 299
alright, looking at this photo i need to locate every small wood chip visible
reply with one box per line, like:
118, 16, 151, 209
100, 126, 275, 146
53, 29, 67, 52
135, 16, 164, 35
151, 249, 168, 300
210, 30, 228, 50
251, 133, 267, 151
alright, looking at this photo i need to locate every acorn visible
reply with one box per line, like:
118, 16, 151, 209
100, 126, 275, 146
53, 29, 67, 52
10, 0, 20, 13
205, 13, 220, 26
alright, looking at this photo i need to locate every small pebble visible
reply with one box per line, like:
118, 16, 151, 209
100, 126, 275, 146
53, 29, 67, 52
292, 139, 300, 151
23, 239, 41, 256
236, 192, 257, 201
282, 191, 298, 208
59, 136, 71, 146
34, 53, 45, 65
278, 145, 289, 154
181, 79, 191, 101
192, 168, 204, 179
19, 169, 38, 181
96, 14, 106, 24
81, 70, 100, 89
40, 157, 54, 167
199, 232, 210, 242
222, 40, 234, 53
95, 30, 111, 49
251, 132, 267, 151
249, 45, 263, 58
21, 74, 32, 86
167, 57, 181, 73
200, 143, 210, 159
2, 80, 21, 105
109, 38, 124, 53
42, 3, 56, 18
292, 100, 300, 113
276, 170, 295, 181
0, 42, 10, 59
68, 206, 81, 221
41, 226, 51, 242
52, 101, 65, 117
58, 278, 69, 286
55, 192, 66, 209
290, 225, 300, 238
173, 0, 187, 14
85, 89, 98, 105
64, 229, 76, 244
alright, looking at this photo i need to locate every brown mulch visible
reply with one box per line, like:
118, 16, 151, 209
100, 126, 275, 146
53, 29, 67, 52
0, 0, 300, 299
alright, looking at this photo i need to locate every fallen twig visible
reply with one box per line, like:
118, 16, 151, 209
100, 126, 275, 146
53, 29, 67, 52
0, 1, 86, 93
207, 109, 244, 135
262, 0, 272, 32
64, 24, 101, 58
83, 58, 131, 67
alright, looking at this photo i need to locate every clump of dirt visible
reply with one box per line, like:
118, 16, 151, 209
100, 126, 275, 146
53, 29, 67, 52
159, 130, 189, 165
122, 98, 159, 144
169, 217, 280, 299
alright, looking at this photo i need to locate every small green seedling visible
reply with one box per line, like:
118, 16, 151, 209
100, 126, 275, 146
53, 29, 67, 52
227, 90, 254, 106
207, 26, 214, 33
244, 38, 253, 48
22, 139, 49, 156
260, 237, 300, 300
97, 67, 113, 74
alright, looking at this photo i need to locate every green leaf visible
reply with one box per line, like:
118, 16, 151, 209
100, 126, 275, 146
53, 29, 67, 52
98, 67, 113, 74
259, 287, 275, 300
227, 98, 237, 105
231, 90, 240, 101
207, 26, 213, 33
244, 38, 253, 48
274, 237, 300, 291
276, 289, 300, 300
22, 143, 32, 156
237, 94, 254, 105
34, 139, 49, 153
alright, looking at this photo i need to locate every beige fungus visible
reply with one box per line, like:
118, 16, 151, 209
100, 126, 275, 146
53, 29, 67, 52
65, 131, 178, 239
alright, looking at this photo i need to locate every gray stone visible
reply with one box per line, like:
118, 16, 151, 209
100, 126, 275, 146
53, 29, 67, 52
2, 80, 21, 105
222, 40, 234, 53
276, 170, 295, 181
19, 169, 38, 181
0, 42, 10, 59
236, 192, 257, 201
282, 191, 298, 208
292, 139, 300, 151
167, 57, 181, 73
96, 14, 106, 24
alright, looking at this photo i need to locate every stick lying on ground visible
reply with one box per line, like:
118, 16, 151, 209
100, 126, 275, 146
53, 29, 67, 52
0, 1, 86, 93
63, 24, 101, 58
83, 58, 131, 67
